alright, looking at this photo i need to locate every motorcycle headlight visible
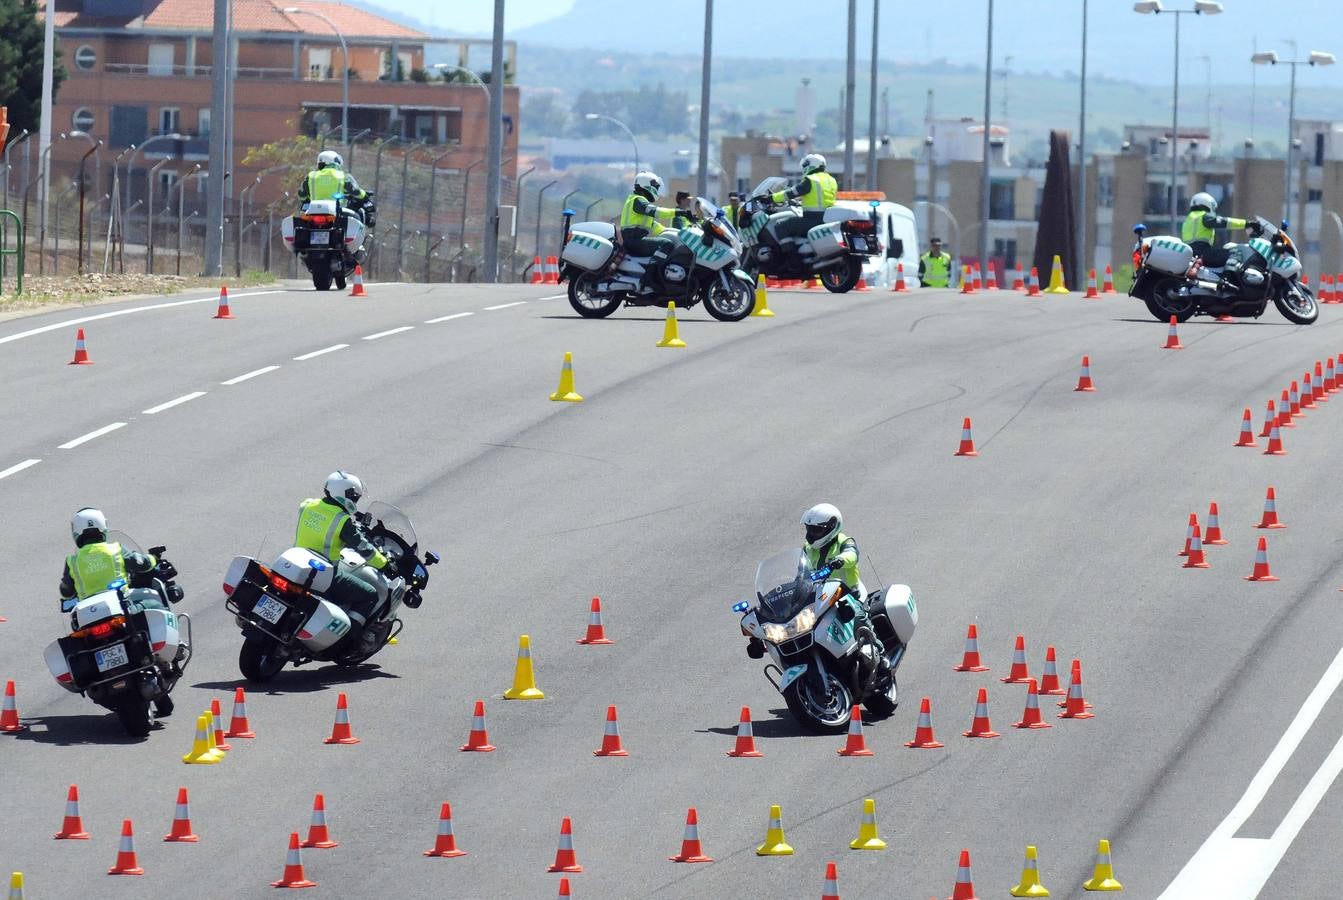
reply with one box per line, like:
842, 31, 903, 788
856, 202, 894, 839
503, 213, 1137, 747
761, 606, 819, 643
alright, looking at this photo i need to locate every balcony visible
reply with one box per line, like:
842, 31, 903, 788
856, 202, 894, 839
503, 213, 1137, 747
102, 63, 294, 80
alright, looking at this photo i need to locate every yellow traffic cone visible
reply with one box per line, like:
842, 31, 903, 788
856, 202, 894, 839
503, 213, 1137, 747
848, 798, 886, 850
755, 804, 794, 856
503, 634, 545, 700
656, 301, 687, 348
1044, 255, 1069, 294
1010, 845, 1051, 897
548, 352, 584, 403
751, 274, 775, 317
9, 871, 25, 900
1082, 839, 1123, 891
182, 713, 224, 765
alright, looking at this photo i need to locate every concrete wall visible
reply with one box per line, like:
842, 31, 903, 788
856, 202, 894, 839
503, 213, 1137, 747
874, 157, 915, 207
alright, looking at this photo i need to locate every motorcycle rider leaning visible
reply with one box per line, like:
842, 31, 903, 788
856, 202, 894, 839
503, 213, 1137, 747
769, 153, 838, 241
294, 472, 390, 627
59, 508, 164, 613
620, 171, 688, 291
1182, 192, 1248, 269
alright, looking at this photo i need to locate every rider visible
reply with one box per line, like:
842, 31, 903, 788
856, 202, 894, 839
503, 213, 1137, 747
1182, 192, 1248, 269
769, 153, 837, 241
802, 503, 884, 665
298, 150, 373, 224
59, 508, 163, 612
619, 171, 686, 290
294, 472, 391, 627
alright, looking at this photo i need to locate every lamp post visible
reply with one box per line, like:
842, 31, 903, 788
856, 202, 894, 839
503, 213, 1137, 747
867, 0, 879, 191
1134, 0, 1223, 234
697, 0, 714, 197
844, 0, 856, 190
284, 6, 349, 146
978, 0, 994, 274
1076, 0, 1088, 286
584, 113, 639, 173
2, 128, 31, 212
1252, 48, 1335, 226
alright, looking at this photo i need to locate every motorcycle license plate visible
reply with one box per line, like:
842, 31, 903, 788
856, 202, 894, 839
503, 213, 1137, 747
309, 231, 330, 246
254, 595, 287, 624
95, 643, 129, 672
853, 238, 868, 251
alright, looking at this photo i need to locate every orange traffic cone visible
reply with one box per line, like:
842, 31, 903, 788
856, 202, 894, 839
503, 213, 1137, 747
954, 417, 978, 457
1279, 389, 1294, 428
1000, 634, 1032, 683
1313, 361, 1328, 402
1058, 659, 1095, 719
271, 832, 317, 888
1301, 372, 1318, 409
727, 706, 764, 757
108, 819, 145, 875
669, 807, 713, 862
954, 623, 990, 672
1245, 537, 1279, 582
1259, 400, 1278, 438
163, 787, 199, 843
547, 817, 583, 873
1163, 315, 1183, 349
322, 692, 359, 745
1178, 512, 1198, 557
423, 802, 468, 857
530, 256, 544, 284
460, 699, 496, 752
210, 698, 232, 752
300, 793, 338, 849
576, 596, 613, 644
225, 687, 256, 738
1102, 264, 1116, 293
1085, 268, 1100, 298
54, 785, 91, 839
963, 688, 1000, 738
69, 328, 93, 365
985, 264, 998, 290
1326, 357, 1338, 393
1289, 380, 1303, 418
557, 877, 573, 898
949, 849, 979, 900
1256, 486, 1286, 529
0, 680, 23, 732
855, 276, 870, 292
893, 263, 908, 292
1075, 356, 1096, 391
544, 256, 560, 284
1264, 420, 1286, 456
1013, 678, 1053, 730
349, 265, 367, 297
1038, 646, 1065, 695
593, 705, 629, 757
821, 860, 840, 900
1234, 408, 1257, 447
1182, 524, 1211, 569
1205, 502, 1228, 545
1026, 266, 1042, 296
1012, 263, 1025, 291
837, 705, 874, 756
960, 266, 975, 294
213, 284, 234, 318
972, 264, 982, 291
905, 696, 944, 748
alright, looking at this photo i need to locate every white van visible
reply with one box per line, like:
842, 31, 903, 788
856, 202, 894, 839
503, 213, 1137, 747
832, 193, 922, 288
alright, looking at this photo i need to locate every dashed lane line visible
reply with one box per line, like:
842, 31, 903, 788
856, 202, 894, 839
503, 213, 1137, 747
362, 326, 414, 341
425, 312, 475, 324
0, 290, 287, 346
142, 391, 207, 415
294, 343, 349, 361
483, 301, 527, 311
221, 365, 281, 386
0, 459, 41, 480
58, 422, 127, 450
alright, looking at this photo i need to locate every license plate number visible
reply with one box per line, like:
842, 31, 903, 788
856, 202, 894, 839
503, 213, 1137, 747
853, 238, 868, 251
95, 643, 129, 672
309, 231, 330, 246
254, 595, 287, 624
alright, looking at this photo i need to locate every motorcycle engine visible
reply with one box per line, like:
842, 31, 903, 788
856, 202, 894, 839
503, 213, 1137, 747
756, 246, 773, 262
664, 264, 688, 283
1242, 267, 1266, 288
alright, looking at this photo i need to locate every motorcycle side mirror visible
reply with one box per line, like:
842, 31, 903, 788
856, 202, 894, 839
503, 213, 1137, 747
732, 600, 750, 613
148, 545, 166, 557
425, 551, 441, 566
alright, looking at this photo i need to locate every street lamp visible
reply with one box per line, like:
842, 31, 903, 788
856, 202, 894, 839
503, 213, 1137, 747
284, 6, 349, 146
1252, 47, 1335, 225
584, 113, 640, 173
1134, 0, 1223, 233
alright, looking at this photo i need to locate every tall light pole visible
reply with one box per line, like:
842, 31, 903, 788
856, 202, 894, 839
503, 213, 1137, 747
697, 0, 713, 198
978, 0, 994, 274
867, 0, 879, 191
844, 0, 857, 190
205, 0, 230, 275
584, 113, 639, 173
284, 7, 349, 146
481, 0, 505, 282
37, 0, 54, 248
1076, 0, 1088, 285
1134, 1, 1223, 234
1252, 48, 1336, 226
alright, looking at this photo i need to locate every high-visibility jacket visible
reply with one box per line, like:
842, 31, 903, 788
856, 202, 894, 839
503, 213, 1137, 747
772, 171, 838, 210
295, 498, 388, 569
920, 250, 952, 287
804, 532, 859, 592
620, 193, 676, 235
66, 542, 129, 601
304, 167, 346, 202
1182, 210, 1246, 245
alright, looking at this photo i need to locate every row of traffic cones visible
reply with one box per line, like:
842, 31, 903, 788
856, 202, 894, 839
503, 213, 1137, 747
1244, 353, 1343, 455
529, 255, 561, 284
182, 689, 256, 763
1176, 492, 1284, 578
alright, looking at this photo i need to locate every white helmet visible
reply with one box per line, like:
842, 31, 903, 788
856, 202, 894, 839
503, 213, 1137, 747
324, 471, 365, 515
633, 171, 664, 199
1189, 191, 1217, 214
801, 503, 842, 550
318, 150, 344, 170
801, 153, 827, 174
71, 507, 108, 545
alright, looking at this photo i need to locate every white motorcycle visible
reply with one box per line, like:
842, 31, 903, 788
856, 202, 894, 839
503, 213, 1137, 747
736, 177, 879, 293
45, 534, 192, 737
280, 192, 375, 292
737, 549, 917, 733
560, 197, 756, 321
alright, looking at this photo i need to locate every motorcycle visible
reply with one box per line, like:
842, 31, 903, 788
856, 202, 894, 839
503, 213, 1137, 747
560, 196, 757, 321
1128, 216, 1319, 325
44, 534, 191, 737
222, 502, 439, 683
281, 192, 376, 292
736, 178, 878, 293
736, 548, 917, 733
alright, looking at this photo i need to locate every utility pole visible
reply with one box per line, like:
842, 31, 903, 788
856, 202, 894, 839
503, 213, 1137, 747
978, 0, 994, 273
844, 0, 857, 190
866, 0, 879, 191
204, 0, 229, 275
1076, 0, 1088, 286
37, 0, 54, 248
696, 0, 713, 197
481, 0, 505, 282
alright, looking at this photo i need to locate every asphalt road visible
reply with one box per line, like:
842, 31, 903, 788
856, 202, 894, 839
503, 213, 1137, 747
2, 278, 1343, 899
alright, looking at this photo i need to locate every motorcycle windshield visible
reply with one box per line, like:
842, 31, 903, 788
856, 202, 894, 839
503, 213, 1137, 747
105, 530, 143, 555
365, 501, 416, 549
750, 177, 789, 198
754, 549, 815, 623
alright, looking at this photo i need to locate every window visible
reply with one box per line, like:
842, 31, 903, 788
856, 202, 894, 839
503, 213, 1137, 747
1316, 133, 1326, 167
74, 45, 97, 71
110, 105, 148, 148
308, 48, 331, 80
992, 239, 1018, 268
1308, 189, 1323, 202
1096, 174, 1114, 209
989, 180, 1015, 220
148, 43, 174, 76
158, 169, 178, 198
71, 108, 95, 133
197, 108, 211, 138
159, 108, 180, 135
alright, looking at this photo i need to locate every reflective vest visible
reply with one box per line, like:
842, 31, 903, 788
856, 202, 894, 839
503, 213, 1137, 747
1182, 210, 1216, 245
306, 167, 346, 202
620, 193, 672, 235
921, 251, 952, 287
800, 171, 838, 210
295, 498, 350, 563
67, 542, 128, 601
804, 532, 859, 592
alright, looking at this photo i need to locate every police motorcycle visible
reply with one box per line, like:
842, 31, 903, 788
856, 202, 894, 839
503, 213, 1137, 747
560, 194, 757, 321
737, 177, 879, 293
735, 549, 917, 733
281, 191, 376, 292
44, 534, 191, 737
222, 502, 439, 682
1128, 216, 1319, 325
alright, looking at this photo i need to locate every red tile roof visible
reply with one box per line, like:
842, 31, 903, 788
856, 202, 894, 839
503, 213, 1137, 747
44, 0, 428, 39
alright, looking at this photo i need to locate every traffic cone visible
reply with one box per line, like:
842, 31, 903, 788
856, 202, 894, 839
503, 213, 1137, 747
1044, 254, 1069, 293
530, 256, 544, 284
1263, 421, 1286, 456
300, 793, 338, 848
1081, 839, 1124, 891
1163, 315, 1182, 349
0, 681, 23, 732
855, 275, 870, 291
1075, 356, 1096, 392
593, 705, 629, 757
1001, 634, 1032, 683
1326, 357, 1338, 393
1259, 400, 1277, 437
162, 787, 199, 843
503, 634, 545, 700
182, 713, 223, 764
656, 301, 687, 348
322, 692, 359, 744
837, 705, 874, 757
1182, 525, 1210, 568
806, 275, 822, 289
1102, 264, 1116, 293
669, 807, 713, 862
349, 265, 367, 297
1058, 659, 1095, 719
69, 328, 93, 365
1085, 268, 1100, 298
972, 264, 982, 291
1205, 502, 1228, 545
963, 688, 1000, 738
460, 699, 496, 752
949, 849, 979, 900
1313, 361, 1328, 402
893, 262, 908, 291
210, 698, 231, 752
1301, 372, 1317, 409
1028, 266, 1045, 296
548, 352, 583, 403
1013, 678, 1053, 730
953, 623, 990, 672
1178, 512, 1197, 558
1322, 274, 1334, 303
1245, 537, 1279, 582
8, 873, 23, 900
954, 417, 978, 457
1010, 845, 1051, 897
576, 596, 613, 644
544, 256, 560, 284
849, 798, 886, 850
213, 284, 234, 318
1234, 408, 1257, 447
271, 832, 317, 888
755, 804, 794, 856
1012, 263, 1025, 291
547, 817, 583, 872
53, 784, 91, 839
985, 264, 998, 291
1038, 647, 1065, 695
1257, 486, 1286, 528
225, 687, 256, 738
556, 877, 572, 898
727, 706, 764, 757
423, 802, 468, 858
960, 266, 975, 294
905, 696, 945, 748
821, 860, 841, 899
107, 819, 145, 875
1279, 389, 1294, 427
1290, 380, 1303, 418
752, 274, 775, 317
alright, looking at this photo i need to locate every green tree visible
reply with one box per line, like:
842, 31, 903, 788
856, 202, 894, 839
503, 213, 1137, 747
0, 0, 66, 133
521, 93, 568, 138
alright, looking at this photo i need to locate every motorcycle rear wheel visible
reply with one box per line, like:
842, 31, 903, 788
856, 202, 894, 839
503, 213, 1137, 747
113, 696, 153, 738
783, 671, 855, 734
567, 271, 622, 318
312, 269, 333, 292
239, 636, 287, 683
335, 274, 347, 291
821, 256, 863, 294
1145, 276, 1196, 322
862, 674, 899, 719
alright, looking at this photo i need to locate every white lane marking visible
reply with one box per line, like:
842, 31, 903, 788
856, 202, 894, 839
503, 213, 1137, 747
483, 301, 526, 311
142, 391, 207, 415
425, 311, 474, 324
294, 343, 349, 361
58, 422, 127, 450
1159, 643, 1343, 899
221, 365, 280, 386
537, 293, 566, 301
0, 290, 286, 346
362, 326, 414, 341
0, 459, 41, 480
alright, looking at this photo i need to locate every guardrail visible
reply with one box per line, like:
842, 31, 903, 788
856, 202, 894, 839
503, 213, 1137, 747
0, 209, 23, 294
102, 64, 294, 80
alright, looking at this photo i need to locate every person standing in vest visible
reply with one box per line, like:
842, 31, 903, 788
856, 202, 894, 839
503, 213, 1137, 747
59, 508, 162, 612
919, 237, 952, 287
294, 472, 390, 627
769, 153, 838, 240
1182, 192, 1249, 268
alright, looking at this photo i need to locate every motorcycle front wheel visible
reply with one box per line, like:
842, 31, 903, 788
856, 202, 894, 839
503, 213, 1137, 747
239, 636, 287, 683
567, 271, 622, 318
112, 695, 153, 738
1145, 276, 1196, 322
783, 669, 855, 734
703, 274, 755, 321
1274, 281, 1320, 325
